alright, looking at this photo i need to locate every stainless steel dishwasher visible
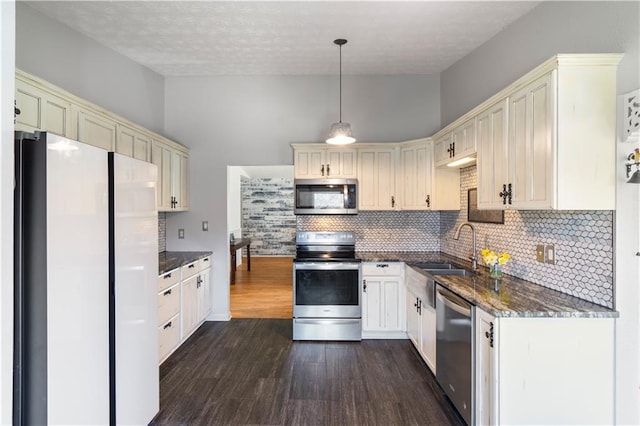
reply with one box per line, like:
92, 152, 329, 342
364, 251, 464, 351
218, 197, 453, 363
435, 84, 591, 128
436, 284, 473, 425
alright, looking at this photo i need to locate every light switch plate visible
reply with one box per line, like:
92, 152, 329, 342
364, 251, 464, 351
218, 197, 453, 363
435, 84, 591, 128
536, 244, 546, 263
202, 221, 208, 231
178, 228, 184, 239
546, 244, 556, 264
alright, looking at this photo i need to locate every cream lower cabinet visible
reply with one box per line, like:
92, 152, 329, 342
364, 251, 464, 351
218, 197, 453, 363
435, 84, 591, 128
358, 146, 396, 210
474, 307, 615, 425
476, 55, 621, 210
158, 268, 181, 363
361, 263, 405, 339
404, 267, 436, 373
181, 257, 211, 340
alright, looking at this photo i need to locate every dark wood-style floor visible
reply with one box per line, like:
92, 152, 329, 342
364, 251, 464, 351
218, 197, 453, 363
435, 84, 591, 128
151, 319, 464, 426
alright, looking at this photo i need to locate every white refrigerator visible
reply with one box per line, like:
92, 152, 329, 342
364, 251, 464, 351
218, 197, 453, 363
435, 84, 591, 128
14, 131, 159, 425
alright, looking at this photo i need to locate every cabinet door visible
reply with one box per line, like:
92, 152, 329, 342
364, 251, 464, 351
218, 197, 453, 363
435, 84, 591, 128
452, 118, 477, 161
363, 276, 403, 332
420, 305, 436, 373
475, 308, 497, 426
358, 148, 396, 210
294, 149, 325, 178
434, 133, 452, 167
77, 108, 116, 151
15, 80, 73, 137
406, 291, 421, 349
181, 274, 199, 338
133, 133, 152, 162
196, 274, 207, 323
172, 150, 189, 211
400, 142, 433, 210
362, 278, 383, 331
202, 268, 212, 316
508, 75, 553, 209
116, 124, 136, 157
151, 141, 173, 211
326, 149, 357, 178
477, 99, 509, 209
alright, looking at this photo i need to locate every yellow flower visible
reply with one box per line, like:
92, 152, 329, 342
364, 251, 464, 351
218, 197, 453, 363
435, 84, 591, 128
482, 248, 510, 266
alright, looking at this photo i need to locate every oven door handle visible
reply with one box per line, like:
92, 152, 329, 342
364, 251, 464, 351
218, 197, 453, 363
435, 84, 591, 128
294, 262, 361, 271
294, 319, 362, 325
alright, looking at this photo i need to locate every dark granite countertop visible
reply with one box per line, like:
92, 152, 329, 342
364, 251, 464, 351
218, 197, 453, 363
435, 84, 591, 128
159, 251, 213, 275
357, 251, 618, 319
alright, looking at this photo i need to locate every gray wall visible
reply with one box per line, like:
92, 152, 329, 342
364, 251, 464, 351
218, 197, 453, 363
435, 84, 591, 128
440, 1, 640, 126
163, 73, 441, 318
15, 2, 165, 134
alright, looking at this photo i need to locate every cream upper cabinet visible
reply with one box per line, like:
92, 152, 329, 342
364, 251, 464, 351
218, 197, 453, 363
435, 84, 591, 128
475, 54, 621, 210
477, 99, 509, 209
76, 107, 116, 151
15, 79, 74, 138
399, 138, 460, 211
151, 141, 173, 210
152, 139, 190, 212
292, 144, 357, 179
434, 118, 477, 168
173, 149, 190, 211
358, 146, 396, 210
116, 124, 152, 162
399, 139, 433, 210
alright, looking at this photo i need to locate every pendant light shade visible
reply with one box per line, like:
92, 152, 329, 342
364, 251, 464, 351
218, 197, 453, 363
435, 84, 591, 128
326, 38, 355, 145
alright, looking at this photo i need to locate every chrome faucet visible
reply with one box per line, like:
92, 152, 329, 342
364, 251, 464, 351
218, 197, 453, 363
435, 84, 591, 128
454, 222, 477, 271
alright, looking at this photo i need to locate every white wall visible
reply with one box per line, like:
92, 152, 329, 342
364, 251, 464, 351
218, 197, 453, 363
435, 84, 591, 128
15, 2, 165, 134
164, 74, 441, 320
0, 1, 15, 423
440, 2, 640, 423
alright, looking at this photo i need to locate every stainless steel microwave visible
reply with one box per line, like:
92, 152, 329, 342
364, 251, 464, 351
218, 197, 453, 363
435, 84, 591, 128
294, 179, 358, 215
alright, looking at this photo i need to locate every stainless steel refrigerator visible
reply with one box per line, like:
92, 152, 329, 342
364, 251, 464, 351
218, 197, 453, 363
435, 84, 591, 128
14, 131, 159, 425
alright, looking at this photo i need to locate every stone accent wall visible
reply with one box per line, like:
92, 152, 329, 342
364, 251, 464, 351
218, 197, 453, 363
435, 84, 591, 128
242, 177, 296, 256
158, 212, 166, 253
297, 211, 441, 252
440, 165, 614, 308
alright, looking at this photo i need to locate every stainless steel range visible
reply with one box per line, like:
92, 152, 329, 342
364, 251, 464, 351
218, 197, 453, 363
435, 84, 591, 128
292, 231, 362, 341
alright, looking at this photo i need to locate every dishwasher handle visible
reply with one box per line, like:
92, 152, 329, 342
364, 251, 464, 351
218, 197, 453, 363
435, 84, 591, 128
436, 287, 472, 317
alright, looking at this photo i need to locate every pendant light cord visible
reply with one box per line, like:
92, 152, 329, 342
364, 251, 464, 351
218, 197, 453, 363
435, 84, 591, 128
339, 42, 342, 123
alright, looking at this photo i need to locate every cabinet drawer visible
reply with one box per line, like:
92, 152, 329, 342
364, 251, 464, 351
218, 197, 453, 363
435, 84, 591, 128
158, 268, 179, 292
158, 283, 180, 326
182, 261, 199, 280
362, 262, 404, 276
158, 314, 180, 362
198, 256, 211, 272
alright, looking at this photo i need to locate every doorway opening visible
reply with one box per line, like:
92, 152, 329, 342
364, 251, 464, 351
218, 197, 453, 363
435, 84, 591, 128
227, 165, 295, 318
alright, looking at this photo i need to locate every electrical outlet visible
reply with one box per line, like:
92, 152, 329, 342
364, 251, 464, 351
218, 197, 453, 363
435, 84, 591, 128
178, 228, 184, 239
202, 221, 208, 231
546, 244, 556, 264
536, 244, 546, 263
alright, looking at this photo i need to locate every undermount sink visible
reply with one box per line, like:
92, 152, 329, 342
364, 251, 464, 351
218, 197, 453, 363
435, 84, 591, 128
426, 269, 474, 276
412, 262, 454, 270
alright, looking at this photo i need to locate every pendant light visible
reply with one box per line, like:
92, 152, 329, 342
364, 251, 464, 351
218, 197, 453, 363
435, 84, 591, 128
326, 39, 355, 145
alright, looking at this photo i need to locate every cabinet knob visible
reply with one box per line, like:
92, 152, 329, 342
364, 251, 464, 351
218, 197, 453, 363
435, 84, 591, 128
426, 195, 430, 207
163, 289, 172, 296
363, 279, 367, 292
326, 164, 330, 176
391, 196, 395, 208
321, 164, 325, 176
164, 273, 172, 279
163, 321, 172, 330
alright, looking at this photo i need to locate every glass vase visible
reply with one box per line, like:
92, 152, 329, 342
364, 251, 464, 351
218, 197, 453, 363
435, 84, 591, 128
489, 264, 503, 280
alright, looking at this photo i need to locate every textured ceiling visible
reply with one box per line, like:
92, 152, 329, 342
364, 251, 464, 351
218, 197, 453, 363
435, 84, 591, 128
25, 1, 540, 77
